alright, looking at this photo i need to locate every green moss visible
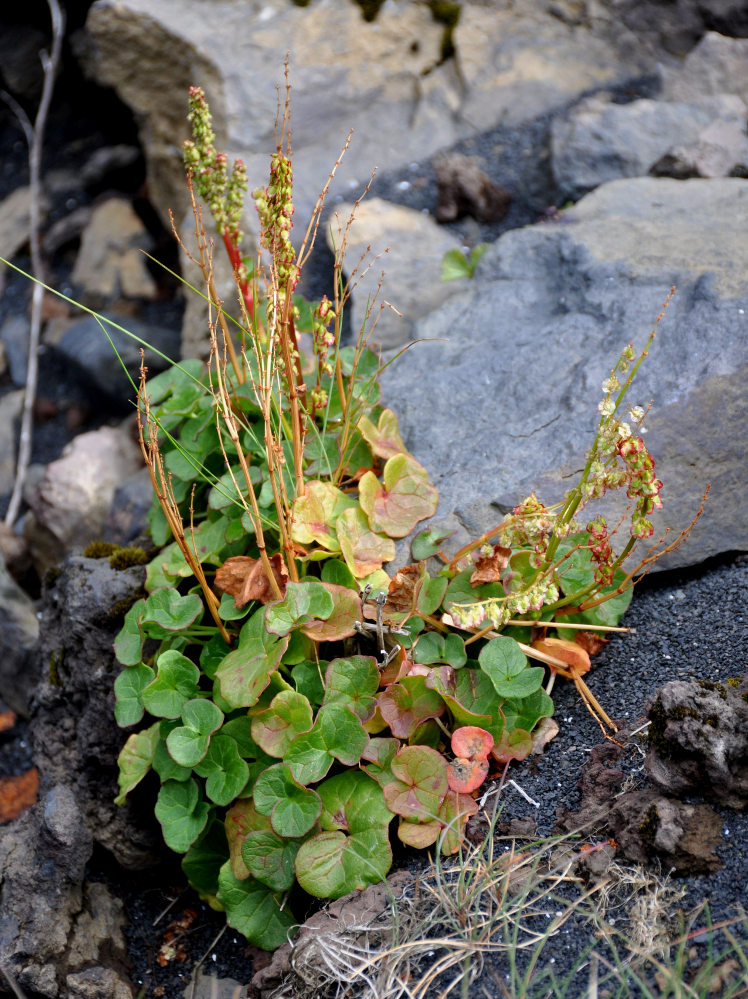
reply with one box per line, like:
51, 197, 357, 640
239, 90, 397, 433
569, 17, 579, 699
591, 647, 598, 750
108, 546, 148, 570
83, 540, 119, 559
105, 589, 147, 625
428, 1, 461, 61
696, 679, 728, 700
48, 648, 64, 687
354, 0, 385, 21
639, 804, 659, 846
44, 566, 62, 588
726, 677, 740, 688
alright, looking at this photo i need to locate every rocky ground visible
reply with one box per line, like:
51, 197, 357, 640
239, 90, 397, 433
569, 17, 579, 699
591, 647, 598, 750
1, 2, 747, 998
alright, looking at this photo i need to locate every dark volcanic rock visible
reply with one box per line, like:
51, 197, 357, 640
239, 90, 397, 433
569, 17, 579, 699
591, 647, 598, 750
645, 675, 748, 809
433, 151, 512, 224
31, 555, 163, 870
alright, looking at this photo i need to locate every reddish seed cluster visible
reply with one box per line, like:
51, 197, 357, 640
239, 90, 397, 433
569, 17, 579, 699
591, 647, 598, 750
254, 151, 297, 293
586, 515, 615, 585
617, 436, 663, 538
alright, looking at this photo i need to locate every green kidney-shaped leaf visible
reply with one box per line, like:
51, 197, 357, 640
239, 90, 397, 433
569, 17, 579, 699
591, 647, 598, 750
142, 650, 200, 719
285, 705, 368, 786
182, 817, 229, 900
225, 799, 272, 880
166, 698, 224, 768
322, 656, 379, 721
479, 636, 544, 698
265, 580, 334, 637
141, 588, 204, 634
492, 728, 534, 763
502, 688, 555, 733
383, 745, 449, 821
114, 663, 155, 727
251, 690, 314, 758
411, 526, 454, 561
295, 771, 393, 899
252, 763, 322, 838
216, 861, 296, 951
155, 778, 211, 853
114, 599, 147, 666
241, 830, 300, 893
358, 454, 438, 538
336, 506, 396, 578
214, 633, 288, 709
115, 722, 159, 805
153, 721, 191, 782
378, 676, 445, 740
193, 734, 250, 805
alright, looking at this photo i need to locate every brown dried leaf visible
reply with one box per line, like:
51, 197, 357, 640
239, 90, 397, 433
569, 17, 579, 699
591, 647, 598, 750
0, 768, 39, 823
531, 716, 560, 755
573, 630, 611, 656
470, 544, 511, 586
0, 711, 16, 733
214, 553, 288, 607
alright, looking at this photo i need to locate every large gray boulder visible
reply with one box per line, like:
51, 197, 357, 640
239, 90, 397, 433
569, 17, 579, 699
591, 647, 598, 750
80, 0, 649, 227
380, 177, 748, 571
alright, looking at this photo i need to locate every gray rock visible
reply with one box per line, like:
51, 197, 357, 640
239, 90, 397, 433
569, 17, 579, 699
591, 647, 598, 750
0, 387, 24, 499
182, 975, 243, 999
0, 315, 31, 386
0, 785, 92, 996
651, 115, 748, 179
552, 93, 747, 199
327, 198, 465, 349
0, 551, 39, 715
32, 554, 163, 869
662, 31, 748, 103
66, 966, 133, 999
71, 196, 157, 301
646, 677, 748, 809
55, 313, 180, 399
380, 177, 748, 571
433, 151, 512, 225
0, 186, 49, 273
25, 424, 143, 574
81, 0, 649, 228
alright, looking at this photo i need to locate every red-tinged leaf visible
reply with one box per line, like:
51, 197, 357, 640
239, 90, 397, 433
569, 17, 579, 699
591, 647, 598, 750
492, 728, 533, 764
451, 726, 494, 761
447, 756, 489, 794
301, 583, 361, 642
437, 791, 479, 855
224, 799, 272, 880
378, 676, 445, 740
291, 481, 357, 552
384, 745, 449, 820
214, 553, 288, 608
358, 408, 408, 460
379, 646, 412, 687
0, 768, 39, 823
337, 507, 396, 578
358, 454, 438, 539
532, 637, 591, 677
470, 544, 511, 586
397, 818, 441, 849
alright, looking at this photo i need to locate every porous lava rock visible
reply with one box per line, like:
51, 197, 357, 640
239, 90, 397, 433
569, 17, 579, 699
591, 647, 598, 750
31, 554, 163, 870
0, 784, 133, 998
433, 151, 512, 224
645, 675, 748, 809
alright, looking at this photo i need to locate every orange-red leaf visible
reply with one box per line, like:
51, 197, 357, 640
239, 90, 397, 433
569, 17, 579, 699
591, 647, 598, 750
0, 768, 39, 823
447, 756, 489, 794
451, 726, 494, 761
214, 553, 288, 607
532, 637, 591, 677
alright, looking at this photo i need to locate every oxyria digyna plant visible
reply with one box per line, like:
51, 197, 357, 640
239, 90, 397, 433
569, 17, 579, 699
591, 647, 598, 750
112, 79, 705, 949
